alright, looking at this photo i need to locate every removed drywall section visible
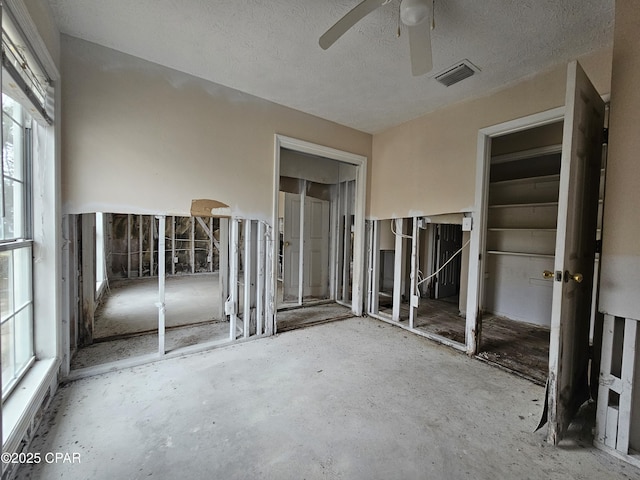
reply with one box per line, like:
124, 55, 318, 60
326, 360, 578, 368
600, 0, 640, 320
370, 47, 612, 220
60, 36, 371, 219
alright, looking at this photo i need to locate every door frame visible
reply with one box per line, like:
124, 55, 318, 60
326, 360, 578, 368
466, 106, 565, 355
272, 135, 368, 321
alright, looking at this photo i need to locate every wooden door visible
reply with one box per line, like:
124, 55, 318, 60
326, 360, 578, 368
304, 197, 330, 299
547, 61, 605, 444
282, 193, 301, 302
282, 193, 330, 302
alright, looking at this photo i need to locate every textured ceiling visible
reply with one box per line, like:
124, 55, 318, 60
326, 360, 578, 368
46, 0, 614, 134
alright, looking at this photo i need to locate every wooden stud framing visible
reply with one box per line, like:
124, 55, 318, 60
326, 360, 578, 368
336, 182, 346, 302
127, 214, 132, 278
171, 216, 176, 276
392, 218, 404, 321
329, 187, 339, 301
150, 216, 154, 277
157, 215, 166, 355
190, 216, 196, 274
409, 218, 419, 329
139, 214, 143, 278
79, 214, 96, 346
298, 183, 306, 305
596, 314, 639, 455
617, 318, 637, 453
244, 219, 253, 338
257, 221, 265, 335
229, 219, 239, 340
219, 218, 229, 320
209, 217, 214, 272
369, 220, 380, 316
264, 223, 274, 336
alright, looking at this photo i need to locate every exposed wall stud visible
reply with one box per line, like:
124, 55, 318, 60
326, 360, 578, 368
157, 215, 166, 355
329, 188, 339, 300
244, 219, 253, 338
392, 218, 404, 321
171, 216, 176, 276
139, 214, 143, 278
369, 220, 380, 316
298, 182, 306, 305
190, 216, 196, 274
409, 218, 419, 328
150, 216, 155, 276
219, 218, 229, 320
257, 221, 266, 335
80, 214, 96, 346
264, 224, 275, 336
209, 217, 214, 272
229, 218, 239, 340
127, 214, 132, 278
341, 181, 352, 303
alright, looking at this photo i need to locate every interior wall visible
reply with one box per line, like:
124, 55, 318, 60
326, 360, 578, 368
60, 36, 371, 219
370, 47, 612, 220
599, 0, 640, 320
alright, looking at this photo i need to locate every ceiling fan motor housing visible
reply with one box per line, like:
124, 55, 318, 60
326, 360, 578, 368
400, 0, 431, 26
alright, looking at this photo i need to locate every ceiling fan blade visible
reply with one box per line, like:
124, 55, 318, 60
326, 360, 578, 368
319, 0, 388, 50
408, 21, 432, 76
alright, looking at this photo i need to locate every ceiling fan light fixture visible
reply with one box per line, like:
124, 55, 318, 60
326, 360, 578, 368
400, 0, 431, 26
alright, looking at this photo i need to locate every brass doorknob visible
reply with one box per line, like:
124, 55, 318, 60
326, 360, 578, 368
284, 241, 290, 247
566, 272, 583, 283
542, 270, 554, 280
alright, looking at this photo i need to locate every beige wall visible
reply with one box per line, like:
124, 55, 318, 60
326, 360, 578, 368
370, 48, 612, 220
61, 36, 371, 220
599, 1, 640, 319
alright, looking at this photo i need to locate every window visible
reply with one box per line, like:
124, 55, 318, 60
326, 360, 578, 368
1, 93, 34, 399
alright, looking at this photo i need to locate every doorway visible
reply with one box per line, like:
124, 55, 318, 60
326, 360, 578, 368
467, 61, 606, 444
273, 136, 367, 331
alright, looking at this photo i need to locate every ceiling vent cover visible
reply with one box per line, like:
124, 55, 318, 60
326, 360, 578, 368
434, 60, 478, 87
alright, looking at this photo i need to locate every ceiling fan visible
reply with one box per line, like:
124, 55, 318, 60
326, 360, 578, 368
319, 0, 433, 76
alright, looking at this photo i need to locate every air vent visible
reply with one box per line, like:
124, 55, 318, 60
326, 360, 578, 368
434, 60, 479, 87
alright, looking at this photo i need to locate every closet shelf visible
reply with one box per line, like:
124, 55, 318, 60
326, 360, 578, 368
488, 201, 558, 209
487, 250, 555, 259
489, 173, 560, 186
487, 228, 557, 232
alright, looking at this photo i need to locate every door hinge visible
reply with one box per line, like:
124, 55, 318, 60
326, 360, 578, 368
603, 127, 609, 144
595, 239, 602, 254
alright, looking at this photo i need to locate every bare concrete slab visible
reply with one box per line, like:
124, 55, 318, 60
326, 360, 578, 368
95, 274, 220, 338
71, 321, 230, 370
17, 318, 637, 480
276, 303, 352, 332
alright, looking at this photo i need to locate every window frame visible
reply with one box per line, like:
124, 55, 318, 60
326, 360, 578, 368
1, 92, 35, 403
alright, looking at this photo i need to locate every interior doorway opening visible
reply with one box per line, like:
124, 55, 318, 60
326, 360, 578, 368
476, 122, 564, 384
274, 137, 367, 332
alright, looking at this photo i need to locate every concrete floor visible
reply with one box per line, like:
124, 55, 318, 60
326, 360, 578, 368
71, 321, 230, 370
18, 318, 637, 480
95, 274, 220, 338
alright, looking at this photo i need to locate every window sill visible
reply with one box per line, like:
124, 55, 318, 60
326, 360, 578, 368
2, 358, 59, 451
